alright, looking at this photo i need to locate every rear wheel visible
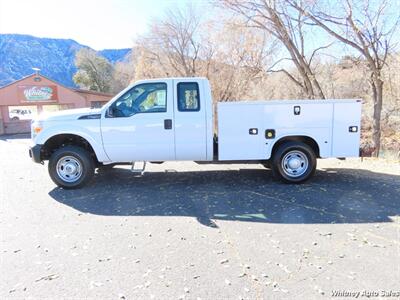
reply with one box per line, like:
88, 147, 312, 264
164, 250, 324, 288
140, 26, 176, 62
271, 141, 316, 183
48, 146, 94, 189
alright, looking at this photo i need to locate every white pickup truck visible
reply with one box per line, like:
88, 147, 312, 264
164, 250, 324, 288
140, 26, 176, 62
29, 77, 361, 188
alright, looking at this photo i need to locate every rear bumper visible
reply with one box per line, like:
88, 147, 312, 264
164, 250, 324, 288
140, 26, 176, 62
29, 144, 43, 163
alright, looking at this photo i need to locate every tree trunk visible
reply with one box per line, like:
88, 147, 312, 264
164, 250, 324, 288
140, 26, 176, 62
371, 75, 384, 157
311, 76, 325, 99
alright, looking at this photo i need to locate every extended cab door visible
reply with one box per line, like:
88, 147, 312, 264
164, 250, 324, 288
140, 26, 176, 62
173, 79, 208, 160
100, 80, 175, 162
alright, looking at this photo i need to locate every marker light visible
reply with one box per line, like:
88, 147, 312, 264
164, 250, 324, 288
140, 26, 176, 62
31, 121, 43, 138
33, 126, 42, 134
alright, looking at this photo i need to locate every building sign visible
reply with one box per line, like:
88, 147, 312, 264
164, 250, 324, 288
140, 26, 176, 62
18, 85, 58, 101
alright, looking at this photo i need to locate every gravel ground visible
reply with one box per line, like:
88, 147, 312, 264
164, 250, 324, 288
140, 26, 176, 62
0, 134, 399, 300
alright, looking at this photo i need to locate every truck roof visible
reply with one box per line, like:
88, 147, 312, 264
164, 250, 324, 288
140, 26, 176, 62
218, 99, 362, 105
135, 77, 208, 83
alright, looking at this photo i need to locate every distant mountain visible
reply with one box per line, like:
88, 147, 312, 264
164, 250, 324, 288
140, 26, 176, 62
0, 34, 131, 88
98, 49, 131, 64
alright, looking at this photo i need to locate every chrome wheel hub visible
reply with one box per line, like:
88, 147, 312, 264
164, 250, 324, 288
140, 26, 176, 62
56, 156, 82, 183
281, 150, 308, 177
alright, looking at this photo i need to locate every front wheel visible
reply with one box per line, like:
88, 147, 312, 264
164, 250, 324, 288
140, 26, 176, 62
48, 146, 94, 189
271, 141, 316, 183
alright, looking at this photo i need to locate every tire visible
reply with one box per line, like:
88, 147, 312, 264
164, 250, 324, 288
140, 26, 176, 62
48, 146, 94, 189
271, 141, 316, 183
12, 116, 19, 121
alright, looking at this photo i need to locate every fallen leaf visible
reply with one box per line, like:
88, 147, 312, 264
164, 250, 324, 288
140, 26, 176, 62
35, 274, 59, 282
220, 258, 229, 264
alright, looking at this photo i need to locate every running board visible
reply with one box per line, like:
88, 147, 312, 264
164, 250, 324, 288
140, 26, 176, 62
131, 161, 146, 174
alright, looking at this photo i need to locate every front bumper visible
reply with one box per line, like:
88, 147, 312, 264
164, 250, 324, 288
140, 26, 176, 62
29, 144, 43, 163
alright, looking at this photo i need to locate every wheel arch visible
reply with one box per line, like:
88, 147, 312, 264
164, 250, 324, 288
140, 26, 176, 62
41, 133, 101, 164
269, 135, 321, 159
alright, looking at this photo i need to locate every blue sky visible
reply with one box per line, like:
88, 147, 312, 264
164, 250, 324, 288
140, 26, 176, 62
0, 0, 398, 58
0, 0, 209, 50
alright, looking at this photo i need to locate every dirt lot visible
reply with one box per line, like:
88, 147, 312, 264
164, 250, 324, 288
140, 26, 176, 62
0, 134, 399, 299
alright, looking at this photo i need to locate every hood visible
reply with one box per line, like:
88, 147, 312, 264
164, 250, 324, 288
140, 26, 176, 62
35, 108, 102, 122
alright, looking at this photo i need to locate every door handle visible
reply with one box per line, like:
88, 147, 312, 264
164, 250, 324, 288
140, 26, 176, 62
164, 119, 172, 130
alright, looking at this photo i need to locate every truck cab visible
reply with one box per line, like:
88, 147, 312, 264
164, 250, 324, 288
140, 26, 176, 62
29, 77, 361, 189
100, 78, 213, 162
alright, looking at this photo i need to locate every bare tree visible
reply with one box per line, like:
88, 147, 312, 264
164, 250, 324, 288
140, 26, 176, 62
73, 48, 114, 93
112, 58, 135, 93
220, 0, 329, 99
289, 0, 400, 156
203, 18, 273, 101
134, 6, 273, 102
135, 5, 201, 77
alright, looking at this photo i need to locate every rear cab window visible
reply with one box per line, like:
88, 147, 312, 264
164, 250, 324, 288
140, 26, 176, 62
177, 82, 200, 112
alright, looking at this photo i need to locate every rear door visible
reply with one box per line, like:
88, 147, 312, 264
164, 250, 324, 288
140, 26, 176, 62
173, 79, 207, 160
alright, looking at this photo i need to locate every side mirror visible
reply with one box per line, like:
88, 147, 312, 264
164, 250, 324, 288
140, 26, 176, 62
106, 106, 114, 118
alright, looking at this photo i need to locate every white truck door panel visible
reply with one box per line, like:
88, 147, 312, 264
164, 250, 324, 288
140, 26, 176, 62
173, 80, 207, 160
263, 103, 333, 128
332, 101, 361, 157
101, 80, 175, 162
218, 103, 264, 160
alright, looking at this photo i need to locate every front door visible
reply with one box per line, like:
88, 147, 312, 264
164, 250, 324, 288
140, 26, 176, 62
101, 80, 175, 162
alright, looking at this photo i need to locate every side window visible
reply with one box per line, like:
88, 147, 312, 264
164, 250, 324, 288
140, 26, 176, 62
109, 83, 167, 118
177, 82, 200, 112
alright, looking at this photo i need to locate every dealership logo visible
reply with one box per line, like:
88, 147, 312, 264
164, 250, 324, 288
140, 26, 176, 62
23, 86, 54, 101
